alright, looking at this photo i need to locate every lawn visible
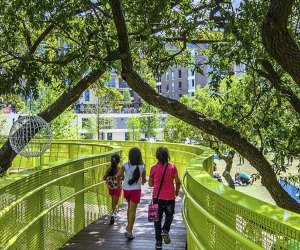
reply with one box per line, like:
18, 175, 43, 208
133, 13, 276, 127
214, 155, 299, 206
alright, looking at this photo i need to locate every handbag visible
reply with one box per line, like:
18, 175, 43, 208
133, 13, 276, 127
148, 163, 169, 222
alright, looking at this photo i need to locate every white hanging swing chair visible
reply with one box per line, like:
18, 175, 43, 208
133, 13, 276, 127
9, 115, 52, 158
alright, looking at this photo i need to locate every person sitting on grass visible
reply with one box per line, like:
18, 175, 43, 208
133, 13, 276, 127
213, 163, 222, 183
235, 172, 251, 185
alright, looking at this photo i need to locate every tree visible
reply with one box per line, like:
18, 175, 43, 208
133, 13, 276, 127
139, 76, 163, 140
122, 89, 132, 111
165, 77, 254, 188
0, 112, 8, 139
25, 83, 79, 139
108, 0, 300, 213
0, 0, 299, 213
93, 86, 123, 139
126, 115, 141, 141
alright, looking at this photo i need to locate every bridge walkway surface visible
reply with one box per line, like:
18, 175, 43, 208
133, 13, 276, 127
61, 184, 186, 250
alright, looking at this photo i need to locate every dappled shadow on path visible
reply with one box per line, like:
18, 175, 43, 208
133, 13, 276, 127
61, 184, 186, 250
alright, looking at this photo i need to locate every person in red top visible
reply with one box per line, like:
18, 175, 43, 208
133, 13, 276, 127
149, 147, 181, 249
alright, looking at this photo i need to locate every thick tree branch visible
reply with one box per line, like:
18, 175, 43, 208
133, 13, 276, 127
29, 24, 55, 55
39, 67, 105, 122
109, 0, 300, 213
0, 65, 106, 175
259, 59, 300, 114
262, 0, 300, 87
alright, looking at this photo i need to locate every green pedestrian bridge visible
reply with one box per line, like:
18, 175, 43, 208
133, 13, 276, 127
0, 140, 299, 249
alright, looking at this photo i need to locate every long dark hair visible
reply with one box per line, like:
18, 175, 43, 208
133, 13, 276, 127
128, 147, 143, 185
156, 147, 169, 164
103, 154, 121, 180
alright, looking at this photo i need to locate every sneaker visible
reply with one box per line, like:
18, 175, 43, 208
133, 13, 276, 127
161, 230, 171, 244
155, 241, 162, 249
110, 216, 115, 225
126, 233, 135, 240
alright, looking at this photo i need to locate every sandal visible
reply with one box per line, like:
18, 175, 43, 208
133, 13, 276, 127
126, 233, 135, 240
109, 216, 115, 225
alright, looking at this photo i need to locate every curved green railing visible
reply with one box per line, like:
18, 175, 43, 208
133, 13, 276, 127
182, 153, 300, 250
0, 140, 300, 249
0, 141, 122, 249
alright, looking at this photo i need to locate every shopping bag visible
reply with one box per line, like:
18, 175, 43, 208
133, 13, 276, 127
148, 203, 159, 222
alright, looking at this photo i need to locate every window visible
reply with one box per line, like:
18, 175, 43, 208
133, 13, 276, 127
125, 132, 129, 141
156, 75, 161, 82
179, 94, 182, 98
157, 85, 161, 93
178, 69, 182, 78
192, 92, 195, 96
188, 79, 195, 88
119, 79, 129, 88
171, 82, 174, 92
107, 133, 112, 140
188, 70, 195, 77
82, 118, 90, 129
84, 90, 90, 101
171, 70, 174, 80
166, 72, 169, 81
166, 84, 169, 92
110, 78, 116, 87
106, 78, 115, 87
179, 82, 182, 90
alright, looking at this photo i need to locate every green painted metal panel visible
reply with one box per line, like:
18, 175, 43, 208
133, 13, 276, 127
0, 140, 299, 249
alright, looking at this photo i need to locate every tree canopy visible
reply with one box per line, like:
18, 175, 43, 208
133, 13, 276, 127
0, 0, 300, 213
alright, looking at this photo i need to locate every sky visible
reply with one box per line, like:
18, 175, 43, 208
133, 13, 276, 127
232, 0, 242, 8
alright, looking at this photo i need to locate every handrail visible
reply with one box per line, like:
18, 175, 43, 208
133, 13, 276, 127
181, 196, 206, 249
0, 141, 121, 249
3, 181, 104, 249
0, 162, 108, 218
181, 172, 264, 250
1, 140, 300, 249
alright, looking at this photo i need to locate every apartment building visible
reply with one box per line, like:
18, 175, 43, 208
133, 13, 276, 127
75, 44, 212, 140
156, 45, 209, 99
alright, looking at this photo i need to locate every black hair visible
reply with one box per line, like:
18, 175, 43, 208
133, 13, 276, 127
128, 147, 143, 185
156, 147, 169, 164
103, 153, 121, 180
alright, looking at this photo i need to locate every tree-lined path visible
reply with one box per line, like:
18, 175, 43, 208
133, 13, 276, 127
61, 184, 186, 249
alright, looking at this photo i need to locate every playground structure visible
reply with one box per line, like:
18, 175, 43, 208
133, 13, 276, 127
0, 140, 300, 249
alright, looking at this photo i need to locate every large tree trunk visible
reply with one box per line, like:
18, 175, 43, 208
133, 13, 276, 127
221, 151, 235, 189
0, 69, 105, 176
109, 0, 300, 213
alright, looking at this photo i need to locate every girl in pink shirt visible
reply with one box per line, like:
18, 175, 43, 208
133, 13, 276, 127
149, 147, 181, 249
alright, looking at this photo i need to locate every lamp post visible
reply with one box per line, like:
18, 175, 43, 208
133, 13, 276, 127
140, 113, 153, 140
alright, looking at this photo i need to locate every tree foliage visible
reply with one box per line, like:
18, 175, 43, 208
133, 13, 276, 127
24, 83, 78, 139
122, 89, 131, 109
126, 115, 141, 141
0, 0, 300, 212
